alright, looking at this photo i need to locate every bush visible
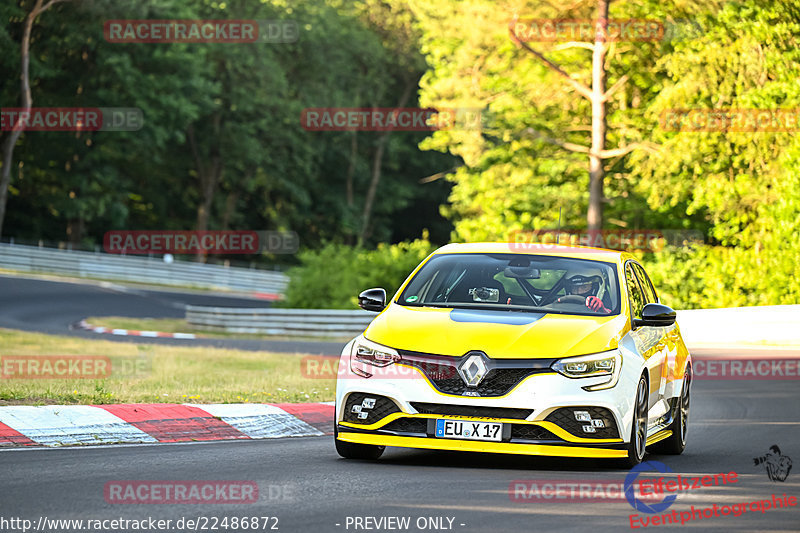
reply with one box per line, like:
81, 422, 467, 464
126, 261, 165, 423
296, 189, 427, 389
280, 237, 435, 309
283, 237, 800, 311
641, 242, 800, 310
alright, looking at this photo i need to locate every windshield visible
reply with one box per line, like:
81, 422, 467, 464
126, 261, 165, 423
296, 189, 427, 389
398, 253, 620, 316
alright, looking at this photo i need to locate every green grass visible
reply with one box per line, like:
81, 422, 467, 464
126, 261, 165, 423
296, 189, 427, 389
0, 328, 337, 405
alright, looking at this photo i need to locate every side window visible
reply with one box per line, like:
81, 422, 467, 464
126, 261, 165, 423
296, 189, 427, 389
625, 264, 645, 319
632, 263, 658, 304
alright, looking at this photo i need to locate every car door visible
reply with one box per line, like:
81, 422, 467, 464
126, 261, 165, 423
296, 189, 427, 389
633, 262, 683, 411
624, 261, 665, 425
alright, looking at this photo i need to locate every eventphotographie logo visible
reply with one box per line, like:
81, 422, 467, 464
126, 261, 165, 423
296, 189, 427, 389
625, 461, 677, 514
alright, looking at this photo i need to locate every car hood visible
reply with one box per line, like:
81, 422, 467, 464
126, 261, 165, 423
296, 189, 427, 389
363, 304, 629, 359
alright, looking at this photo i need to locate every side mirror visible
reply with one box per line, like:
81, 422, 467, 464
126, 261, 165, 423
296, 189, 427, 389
633, 303, 676, 328
358, 288, 386, 312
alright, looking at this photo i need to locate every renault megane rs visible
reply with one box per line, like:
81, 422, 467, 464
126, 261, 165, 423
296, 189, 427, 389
334, 243, 692, 466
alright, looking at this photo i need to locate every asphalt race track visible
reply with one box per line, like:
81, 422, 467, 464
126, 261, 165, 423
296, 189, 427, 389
0, 274, 345, 355
1, 379, 797, 532
1, 274, 798, 532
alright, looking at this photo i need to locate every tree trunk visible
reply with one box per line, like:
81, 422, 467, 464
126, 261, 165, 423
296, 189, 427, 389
358, 79, 415, 246
587, 0, 609, 230
188, 113, 223, 263
346, 131, 357, 208
358, 132, 389, 246
0, 0, 54, 238
221, 190, 239, 230
66, 217, 84, 247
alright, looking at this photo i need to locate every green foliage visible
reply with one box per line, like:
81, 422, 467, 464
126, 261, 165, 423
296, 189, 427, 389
642, 241, 800, 310
0, 0, 454, 251
410, 0, 711, 241
3, 0, 799, 310
281, 236, 435, 309
408, 0, 799, 309
629, 0, 800, 248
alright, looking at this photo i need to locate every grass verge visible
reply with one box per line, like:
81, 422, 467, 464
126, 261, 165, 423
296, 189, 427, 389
0, 328, 336, 406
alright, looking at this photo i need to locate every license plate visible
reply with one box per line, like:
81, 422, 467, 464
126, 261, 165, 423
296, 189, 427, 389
435, 419, 502, 442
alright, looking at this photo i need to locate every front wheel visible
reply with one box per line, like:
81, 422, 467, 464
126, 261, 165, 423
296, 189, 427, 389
334, 425, 385, 460
651, 365, 691, 455
621, 376, 649, 468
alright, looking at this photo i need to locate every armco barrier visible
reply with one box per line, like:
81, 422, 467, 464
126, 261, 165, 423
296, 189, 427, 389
0, 242, 288, 294
185, 306, 375, 337
676, 305, 800, 347
186, 304, 800, 344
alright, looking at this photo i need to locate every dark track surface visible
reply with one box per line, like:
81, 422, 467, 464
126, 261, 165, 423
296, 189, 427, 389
1, 273, 798, 532
0, 274, 346, 354
2, 379, 799, 532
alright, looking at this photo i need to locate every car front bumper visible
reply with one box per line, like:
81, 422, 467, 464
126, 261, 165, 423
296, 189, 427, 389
335, 343, 645, 459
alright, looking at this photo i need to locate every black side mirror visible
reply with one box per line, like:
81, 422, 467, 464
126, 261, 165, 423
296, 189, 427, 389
358, 288, 386, 312
633, 303, 676, 328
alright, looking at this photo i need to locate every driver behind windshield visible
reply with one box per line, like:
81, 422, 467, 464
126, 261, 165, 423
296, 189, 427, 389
558, 266, 613, 314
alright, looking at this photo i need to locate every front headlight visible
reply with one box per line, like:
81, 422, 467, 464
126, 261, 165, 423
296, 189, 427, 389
552, 350, 622, 391
350, 336, 400, 378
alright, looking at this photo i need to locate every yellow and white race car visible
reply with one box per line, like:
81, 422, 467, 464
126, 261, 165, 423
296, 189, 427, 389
335, 242, 691, 466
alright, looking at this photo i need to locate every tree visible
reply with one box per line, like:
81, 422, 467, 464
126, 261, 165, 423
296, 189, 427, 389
0, 0, 71, 238
507, 1, 660, 229
0, 0, 454, 250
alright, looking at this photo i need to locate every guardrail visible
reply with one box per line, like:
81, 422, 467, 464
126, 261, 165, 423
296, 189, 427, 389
186, 304, 800, 345
676, 305, 800, 347
185, 306, 374, 337
0, 242, 288, 294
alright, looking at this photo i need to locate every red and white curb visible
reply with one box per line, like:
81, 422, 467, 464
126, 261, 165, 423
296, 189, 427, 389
253, 292, 282, 301
75, 319, 198, 339
0, 401, 334, 448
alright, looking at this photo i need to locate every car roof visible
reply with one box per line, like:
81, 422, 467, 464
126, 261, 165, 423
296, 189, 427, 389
432, 242, 632, 264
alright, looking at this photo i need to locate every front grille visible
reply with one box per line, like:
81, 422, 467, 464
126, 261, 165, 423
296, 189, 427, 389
545, 406, 619, 439
429, 369, 537, 397
343, 393, 400, 424
410, 402, 532, 420
510, 424, 560, 441
400, 350, 555, 398
381, 418, 428, 434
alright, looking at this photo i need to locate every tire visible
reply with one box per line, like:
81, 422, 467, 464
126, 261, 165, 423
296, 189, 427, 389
620, 375, 649, 468
334, 425, 385, 460
651, 365, 691, 455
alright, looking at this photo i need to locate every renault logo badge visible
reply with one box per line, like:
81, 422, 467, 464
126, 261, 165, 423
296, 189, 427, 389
458, 352, 488, 387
